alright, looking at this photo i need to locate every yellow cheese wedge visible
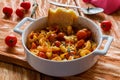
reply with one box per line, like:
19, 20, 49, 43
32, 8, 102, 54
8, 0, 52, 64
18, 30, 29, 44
48, 7, 78, 26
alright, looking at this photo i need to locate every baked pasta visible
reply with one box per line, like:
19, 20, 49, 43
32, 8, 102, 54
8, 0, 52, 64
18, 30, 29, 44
27, 25, 97, 61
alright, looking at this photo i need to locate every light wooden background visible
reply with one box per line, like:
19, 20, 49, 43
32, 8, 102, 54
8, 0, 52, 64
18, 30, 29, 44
0, 0, 120, 80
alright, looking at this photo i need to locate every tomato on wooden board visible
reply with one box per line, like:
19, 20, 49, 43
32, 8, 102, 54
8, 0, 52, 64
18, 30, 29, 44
20, 1, 31, 10
2, 6, 13, 17
5, 34, 17, 47
15, 7, 25, 18
100, 20, 112, 31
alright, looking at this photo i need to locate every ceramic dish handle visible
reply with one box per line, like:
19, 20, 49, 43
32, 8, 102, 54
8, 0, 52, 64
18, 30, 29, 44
94, 35, 113, 55
14, 17, 35, 34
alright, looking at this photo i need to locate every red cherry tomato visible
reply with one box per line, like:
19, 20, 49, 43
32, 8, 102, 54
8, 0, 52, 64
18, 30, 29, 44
5, 34, 17, 47
54, 41, 61, 47
57, 32, 65, 41
15, 7, 25, 18
48, 33, 57, 42
37, 52, 47, 59
100, 20, 112, 31
2, 6, 13, 17
76, 39, 85, 48
20, 1, 31, 10
83, 28, 92, 38
76, 30, 87, 40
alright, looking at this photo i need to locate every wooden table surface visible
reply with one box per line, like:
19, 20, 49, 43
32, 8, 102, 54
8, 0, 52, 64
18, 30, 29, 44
0, 0, 120, 80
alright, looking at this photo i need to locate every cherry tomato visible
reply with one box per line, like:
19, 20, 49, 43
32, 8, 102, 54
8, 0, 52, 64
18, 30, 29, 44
83, 28, 92, 38
15, 7, 25, 18
76, 30, 87, 40
37, 52, 47, 59
100, 20, 112, 31
48, 33, 57, 42
76, 39, 85, 48
57, 32, 65, 41
20, 1, 31, 10
5, 34, 17, 47
54, 41, 61, 47
2, 6, 13, 17
31, 42, 37, 49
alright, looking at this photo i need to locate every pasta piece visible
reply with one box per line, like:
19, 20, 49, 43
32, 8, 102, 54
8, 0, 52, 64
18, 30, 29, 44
83, 40, 91, 50
79, 49, 90, 57
28, 31, 37, 42
46, 52, 52, 59
60, 44, 67, 53
30, 49, 39, 55
91, 42, 97, 50
60, 52, 68, 59
51, 46, 60, 52
67, 26, 73, 35
52, 56, 62, 61
68, 56, 74, 60
37, 46, 48, 52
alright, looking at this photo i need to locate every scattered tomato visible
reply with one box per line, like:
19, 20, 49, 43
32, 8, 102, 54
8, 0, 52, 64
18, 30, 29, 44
100, 20, 112, 31
76, 30, 87, 40
15, 7, 25, 18
2, 6, 13, 17
5, 34, 17, 47
20, 1, 31, 10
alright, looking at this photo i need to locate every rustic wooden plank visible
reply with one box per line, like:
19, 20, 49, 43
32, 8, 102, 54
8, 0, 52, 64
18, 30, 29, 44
0, 61, 41, 80
0, 0, 120, 80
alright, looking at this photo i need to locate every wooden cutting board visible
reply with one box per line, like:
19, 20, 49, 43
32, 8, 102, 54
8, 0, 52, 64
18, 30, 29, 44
0, 0, 120, 80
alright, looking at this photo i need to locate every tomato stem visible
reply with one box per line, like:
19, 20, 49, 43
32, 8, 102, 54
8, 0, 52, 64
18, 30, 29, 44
9, 39, 14, 43
102, 24, 106, 28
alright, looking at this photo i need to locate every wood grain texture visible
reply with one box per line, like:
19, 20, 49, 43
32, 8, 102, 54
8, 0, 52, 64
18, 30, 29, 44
0, 0, 120, 80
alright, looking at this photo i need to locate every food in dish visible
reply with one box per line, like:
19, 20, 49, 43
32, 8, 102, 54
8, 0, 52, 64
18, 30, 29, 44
26, 8, 97, 61
27, 25, 97, 61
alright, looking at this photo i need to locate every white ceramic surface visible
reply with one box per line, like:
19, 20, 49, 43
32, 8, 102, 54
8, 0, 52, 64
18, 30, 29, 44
14, 16, 113, 77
